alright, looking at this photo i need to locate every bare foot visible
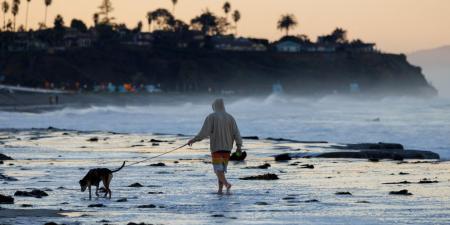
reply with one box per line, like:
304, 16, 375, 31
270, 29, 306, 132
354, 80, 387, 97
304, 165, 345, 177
225, 183, 232, 194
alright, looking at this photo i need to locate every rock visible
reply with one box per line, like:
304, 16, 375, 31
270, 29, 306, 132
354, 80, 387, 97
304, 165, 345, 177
316, 149, 439, 160
150, 139, 168, 143
282, 197, 296, 200
368, 158, 380, 162
382, 181, 411, 184
300, 164, 314, 169
44, 222, 59, 225
87, 137, 99, 142
243, 136, 259, 140
335, 191, 352, 195
389, 189, 412, 195
14, 189, 49, 198
116, 198, 128, 202
0, 194, 14, 204
267, 138, 327, 144
274, 153, 292, 161
20, 204, 32, 207
148, 191, 163, 194
0, 153, 13, 160
0, 161, 3, 164
229, 151, 247, 161
334, 142, 404, 150
399, 172, 410, 175
418, 178, 438, 184
240, 173, 279, 180
303, 199, 319, 203
62, 132, 69, 135
0, 174, 18, 181
149, 163, 166, 167
152, 143, 160, 146
137, 204, 156, 208
211, 214, 225, 217
244, 163, 271, 169
131, 144, 145, 147
356, 201, 370, 203
88, 203, 105, 207
255, 201, 269, 205
128, 183, 144, 187
128, 223, 152, 225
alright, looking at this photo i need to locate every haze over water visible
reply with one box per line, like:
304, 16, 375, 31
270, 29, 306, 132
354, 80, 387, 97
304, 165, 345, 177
1, 95, 449, 159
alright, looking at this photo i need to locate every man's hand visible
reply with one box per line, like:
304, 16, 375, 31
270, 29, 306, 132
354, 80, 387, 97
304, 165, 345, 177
187, 139, 195, 146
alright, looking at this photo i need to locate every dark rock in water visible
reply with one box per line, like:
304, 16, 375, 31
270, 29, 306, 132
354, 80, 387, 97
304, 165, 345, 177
282, 197, 296, 200
88, 203, 105, 207
389, 189, 412, 195
152, 143, 160, 146
173, 161, 179, 164
300, 164, 314, 169
356, 201, 370, 203
229, 151, 247, 161
0, 194, 14, 204
334, 142, 404, 150
0, 153, 13, 160
335, 191, 352, 195
128, 183, 144, 187
419, 178, 438, 184
240, 173, 279, 180
128, 223, 152, 225
20, 204, 32, 207
0, 174, 18, 181
14, 189, 49, 198
267, 138, 327, 144
243, 136, 259, 140
399, 172, 410, 175
138, 204, 156, 208
274, 153, 292, 161
87, 137, 99, 142
211, 214, 225, 217
131, 144, 145, 147
148, 191, 163, 194
303, 199, 319, 203
382, 181, 411, 184
149, 162, 166, 167
244, 163, 271, 169
255, 201, 270, 205
116, 198, 128, 202
150, 139, 168, 143
368, 158, 380, 162
62, 132, 69, 135
0, 161, 3, 164
44, 222, 59, 225
316, 149, 439, 160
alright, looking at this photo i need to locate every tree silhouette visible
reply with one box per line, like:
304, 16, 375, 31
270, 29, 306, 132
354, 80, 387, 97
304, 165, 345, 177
171, 0, 178, 15
191, 10, 228, 36
44, 0, 52, 27
222, 2, 231, 18
146, 11, 152, 31
25, 0, 30, 30
70, 18, 87, 32
2, 0, 10, 30
54, 14, 64, 29
98, 0, 114, 25
93, 13, 99, 26
277, 14, 297, 36
331, 27, 348, 43
12, 0, 20, 31
232, 10, 240, 35
147, 8, 174, 31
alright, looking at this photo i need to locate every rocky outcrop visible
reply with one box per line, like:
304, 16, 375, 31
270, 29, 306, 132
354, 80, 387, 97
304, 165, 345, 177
316, 149, 439, 160
0, 194, 14, 204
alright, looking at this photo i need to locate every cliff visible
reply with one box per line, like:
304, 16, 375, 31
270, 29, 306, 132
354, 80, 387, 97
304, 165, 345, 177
0, 46, 437, 96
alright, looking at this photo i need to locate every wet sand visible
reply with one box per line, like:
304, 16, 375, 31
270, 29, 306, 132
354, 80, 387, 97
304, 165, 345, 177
1, 128, 449, 224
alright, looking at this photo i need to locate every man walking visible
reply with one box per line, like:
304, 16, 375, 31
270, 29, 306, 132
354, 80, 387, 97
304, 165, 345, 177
188, 99, 243, 194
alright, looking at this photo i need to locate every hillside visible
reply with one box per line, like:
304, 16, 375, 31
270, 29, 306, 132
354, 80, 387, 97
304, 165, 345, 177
0, 46, 437, 96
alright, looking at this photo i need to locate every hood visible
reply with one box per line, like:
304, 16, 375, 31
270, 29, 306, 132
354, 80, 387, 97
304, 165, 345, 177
212, 98, 226, 112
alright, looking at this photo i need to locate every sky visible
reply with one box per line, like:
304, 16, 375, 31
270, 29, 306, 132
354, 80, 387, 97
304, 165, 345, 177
6, 0, 450, 53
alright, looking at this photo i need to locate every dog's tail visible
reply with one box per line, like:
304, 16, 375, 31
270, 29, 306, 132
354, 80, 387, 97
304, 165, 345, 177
112, 161, 126, 173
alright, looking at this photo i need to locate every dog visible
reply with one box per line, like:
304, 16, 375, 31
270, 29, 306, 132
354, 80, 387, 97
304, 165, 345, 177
79, 161, 125, 200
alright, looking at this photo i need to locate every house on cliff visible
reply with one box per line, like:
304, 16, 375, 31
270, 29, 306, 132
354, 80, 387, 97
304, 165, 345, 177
64, 29, 97, 48
211, 35, 268, 51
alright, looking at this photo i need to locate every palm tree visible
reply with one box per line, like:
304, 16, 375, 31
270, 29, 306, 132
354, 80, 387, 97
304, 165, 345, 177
12, 0, 20, 31
25, 0, 30, 30
171, 0, 177, 15
146, 11, 152, 31
277, 14, 297, 36
93, 13, 99, 26
232, 10, 240, 35
1, 0, 9, 30
222, 2, 231, 19
43, 0, 52, 27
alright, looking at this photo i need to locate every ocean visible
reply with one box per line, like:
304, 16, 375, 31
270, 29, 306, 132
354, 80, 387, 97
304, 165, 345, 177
1, 94, 449, 159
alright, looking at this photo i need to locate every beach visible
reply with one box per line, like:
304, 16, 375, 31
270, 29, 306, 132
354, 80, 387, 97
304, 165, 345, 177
1, 128, 449, 225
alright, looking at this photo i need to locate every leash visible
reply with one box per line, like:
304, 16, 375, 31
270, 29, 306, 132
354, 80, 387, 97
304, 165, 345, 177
123, 143, 189, 167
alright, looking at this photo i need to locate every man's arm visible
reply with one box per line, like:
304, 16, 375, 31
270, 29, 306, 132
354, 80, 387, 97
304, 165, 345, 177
188, 115, 212, 145
232, 118, 243, 152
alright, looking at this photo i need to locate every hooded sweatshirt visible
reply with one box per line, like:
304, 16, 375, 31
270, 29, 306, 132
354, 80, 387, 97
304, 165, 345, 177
192, 99, 243, 152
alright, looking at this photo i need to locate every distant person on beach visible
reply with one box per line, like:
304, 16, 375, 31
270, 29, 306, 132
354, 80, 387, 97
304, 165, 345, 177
188, 99, 243, 194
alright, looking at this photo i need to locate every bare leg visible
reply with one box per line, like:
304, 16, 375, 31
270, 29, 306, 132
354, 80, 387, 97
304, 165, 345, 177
216, 171, 232, 194
215, 172, 224, 194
